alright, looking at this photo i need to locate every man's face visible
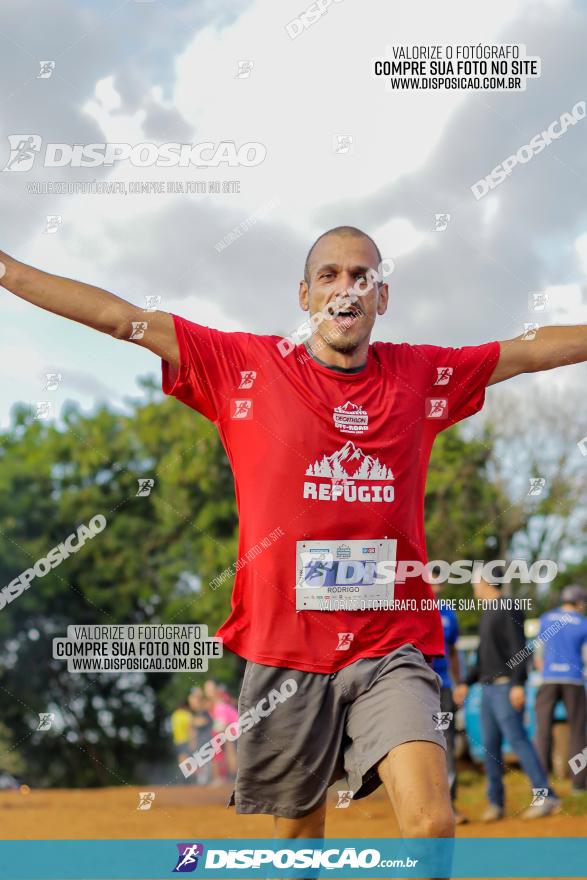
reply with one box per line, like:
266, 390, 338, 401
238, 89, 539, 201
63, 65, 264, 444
299, 234, 389, 355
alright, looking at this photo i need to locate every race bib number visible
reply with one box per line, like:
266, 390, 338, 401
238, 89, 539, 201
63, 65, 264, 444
295, 539, 396, 611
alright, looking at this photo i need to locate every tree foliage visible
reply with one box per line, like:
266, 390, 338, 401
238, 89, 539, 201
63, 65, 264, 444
0, 380, 240, 787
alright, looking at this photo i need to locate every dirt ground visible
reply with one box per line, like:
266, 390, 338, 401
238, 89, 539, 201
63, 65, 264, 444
1, 773, 586, 840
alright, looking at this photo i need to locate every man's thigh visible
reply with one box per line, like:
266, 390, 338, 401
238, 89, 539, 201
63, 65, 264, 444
378, 741, 454, 837
273, 802, 327, 840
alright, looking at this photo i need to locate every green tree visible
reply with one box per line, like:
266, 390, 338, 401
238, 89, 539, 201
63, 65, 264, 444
0, 379, 240, 787
425, 424, 510, 632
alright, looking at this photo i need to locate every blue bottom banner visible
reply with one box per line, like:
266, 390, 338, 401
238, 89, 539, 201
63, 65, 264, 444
0, 838, 586, 879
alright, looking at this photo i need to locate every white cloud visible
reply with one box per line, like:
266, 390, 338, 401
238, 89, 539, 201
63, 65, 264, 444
374, 217, 425, 259
170, 0, 531, 235
544, 283, 587, 323
91, 76, 122, 114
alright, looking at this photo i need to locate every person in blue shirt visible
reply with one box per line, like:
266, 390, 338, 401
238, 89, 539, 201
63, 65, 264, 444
534, 584, 587, 793
431, 584, 467, 824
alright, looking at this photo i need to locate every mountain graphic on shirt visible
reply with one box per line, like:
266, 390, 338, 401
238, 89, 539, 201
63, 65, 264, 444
337, 401, 362, 414
305, 440, 394, 481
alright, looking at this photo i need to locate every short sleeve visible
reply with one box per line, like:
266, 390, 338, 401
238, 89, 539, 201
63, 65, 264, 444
161, 314, 251, 422
411, 341, 500, 431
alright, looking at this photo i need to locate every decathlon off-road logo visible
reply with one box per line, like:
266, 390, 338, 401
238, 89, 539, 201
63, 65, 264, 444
2, 136, 266, 171
333, 401, 369, 435
303, 440, 394, 503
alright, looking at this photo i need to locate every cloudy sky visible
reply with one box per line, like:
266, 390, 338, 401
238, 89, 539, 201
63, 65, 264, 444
1, 0, 586, 427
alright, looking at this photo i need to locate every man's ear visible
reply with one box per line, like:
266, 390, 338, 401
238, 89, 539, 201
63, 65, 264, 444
299, 280, 309, 312
376, 283, 389, 316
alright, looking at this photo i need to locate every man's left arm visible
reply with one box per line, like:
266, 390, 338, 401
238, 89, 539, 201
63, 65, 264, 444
489, 326, 587, 385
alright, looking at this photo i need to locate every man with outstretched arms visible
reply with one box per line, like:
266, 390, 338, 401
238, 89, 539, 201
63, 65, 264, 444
2, 226, 586, 842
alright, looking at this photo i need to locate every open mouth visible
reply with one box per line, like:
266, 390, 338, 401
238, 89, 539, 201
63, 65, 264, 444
333, 307, 362, 325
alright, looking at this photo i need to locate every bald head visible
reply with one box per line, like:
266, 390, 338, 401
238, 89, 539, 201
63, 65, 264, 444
304, 226, 382, 284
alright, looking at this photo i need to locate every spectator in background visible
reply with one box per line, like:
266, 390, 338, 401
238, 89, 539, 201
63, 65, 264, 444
220, 683, 238, 709
188, 686, 214, 786
431, 582, 468, 825
534, 584, 587, 794
204, 679, 238, 781
171, 699, 192, 776
215, 683, 239, 778
455, 578, 560, 821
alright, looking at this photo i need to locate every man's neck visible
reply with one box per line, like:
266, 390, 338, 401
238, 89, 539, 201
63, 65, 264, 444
306, 335, 368, 371
304, 340, 366, 373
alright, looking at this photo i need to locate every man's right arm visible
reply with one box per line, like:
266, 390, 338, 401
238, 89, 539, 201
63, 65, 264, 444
0, 250, 179, 368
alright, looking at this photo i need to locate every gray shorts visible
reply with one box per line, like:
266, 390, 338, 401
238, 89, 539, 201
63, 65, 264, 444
228, 643, 444, 819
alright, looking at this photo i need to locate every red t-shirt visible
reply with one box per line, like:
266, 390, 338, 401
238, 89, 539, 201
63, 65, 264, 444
162, 314, 500, 673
